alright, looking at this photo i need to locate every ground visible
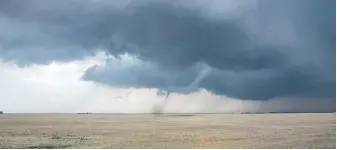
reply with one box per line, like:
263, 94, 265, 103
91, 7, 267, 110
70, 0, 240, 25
0, 113, 335, 149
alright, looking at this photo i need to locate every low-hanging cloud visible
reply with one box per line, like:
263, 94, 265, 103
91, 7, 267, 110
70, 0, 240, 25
0, 0, 335, 101
0, 55, 334, 113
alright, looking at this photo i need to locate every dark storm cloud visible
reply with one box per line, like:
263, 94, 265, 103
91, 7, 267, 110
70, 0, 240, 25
0, 0, 335, 100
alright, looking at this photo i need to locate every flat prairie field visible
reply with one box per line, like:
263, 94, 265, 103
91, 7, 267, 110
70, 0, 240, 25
0, 113, 335, 149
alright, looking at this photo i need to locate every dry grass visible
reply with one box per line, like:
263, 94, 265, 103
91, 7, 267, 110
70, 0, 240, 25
0, 113, 335, 149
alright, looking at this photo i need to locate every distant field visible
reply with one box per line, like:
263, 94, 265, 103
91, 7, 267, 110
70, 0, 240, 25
0, 113, 335, 149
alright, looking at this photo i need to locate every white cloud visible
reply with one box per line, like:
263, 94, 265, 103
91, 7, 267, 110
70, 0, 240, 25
0, 52, 333, 113
0, 52, 253, 113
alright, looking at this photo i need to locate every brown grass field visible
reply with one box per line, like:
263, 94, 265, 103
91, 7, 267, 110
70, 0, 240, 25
0, 113, 335, 149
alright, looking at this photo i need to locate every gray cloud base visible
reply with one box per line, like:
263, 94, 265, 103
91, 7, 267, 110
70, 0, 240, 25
0, 0, 335, 100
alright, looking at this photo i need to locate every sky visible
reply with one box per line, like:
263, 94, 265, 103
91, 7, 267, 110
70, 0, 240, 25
0, 0, 335, 113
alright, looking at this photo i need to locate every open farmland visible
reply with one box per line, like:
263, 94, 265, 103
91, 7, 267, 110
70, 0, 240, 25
0, 113, 335, 149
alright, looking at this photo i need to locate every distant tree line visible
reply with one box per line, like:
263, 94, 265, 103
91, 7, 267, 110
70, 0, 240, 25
77, 112, 92, 114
